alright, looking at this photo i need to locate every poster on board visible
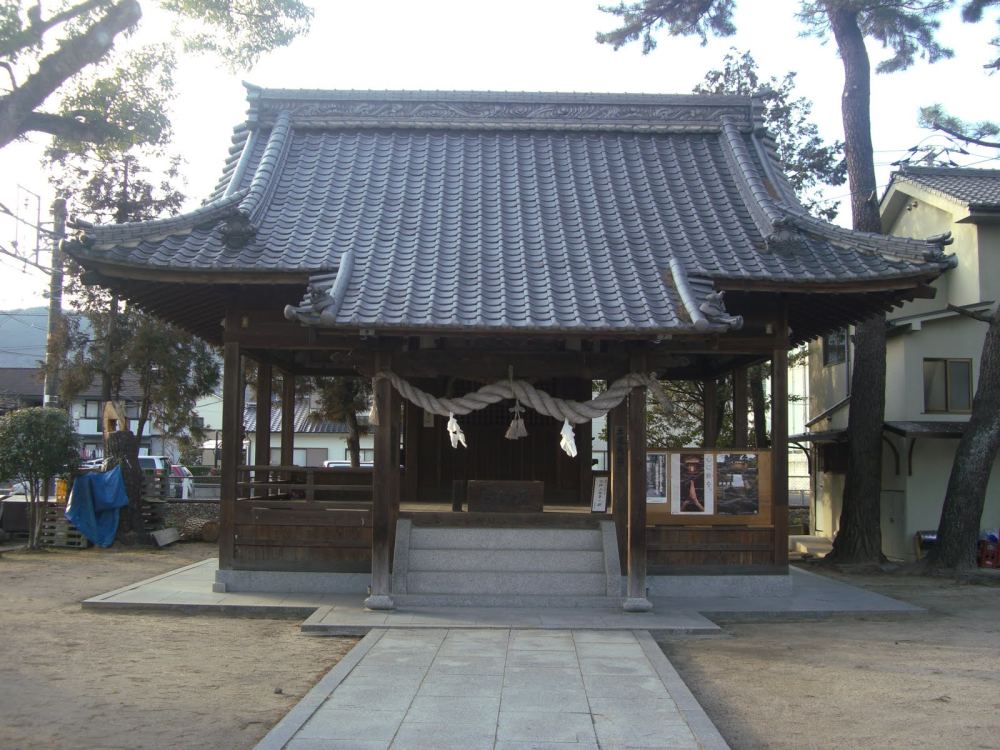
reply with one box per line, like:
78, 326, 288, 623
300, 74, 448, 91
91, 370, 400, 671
646, 452, 668, 503
714, 453, 760, 515
670, 453, 715, 514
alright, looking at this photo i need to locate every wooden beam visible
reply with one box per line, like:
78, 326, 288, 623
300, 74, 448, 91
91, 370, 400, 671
255, 361, 272, 490
219, 339, 242, 569
576, 378, 594, 505
367, 367, 399, 609
625, 373, 652, 611
733, 365, 749, 449
771, 329, 789, 569
608, 398, 628, 575
280, 370, 295, 469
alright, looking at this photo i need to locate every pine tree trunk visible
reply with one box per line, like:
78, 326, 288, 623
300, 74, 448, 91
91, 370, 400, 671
106, 430, 146, 543
925, 305, 1000, 571
826, 6, 887, 564
346, 411, 361, 468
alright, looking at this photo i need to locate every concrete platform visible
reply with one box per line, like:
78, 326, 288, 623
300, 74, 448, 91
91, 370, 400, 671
82, 558, 923, 634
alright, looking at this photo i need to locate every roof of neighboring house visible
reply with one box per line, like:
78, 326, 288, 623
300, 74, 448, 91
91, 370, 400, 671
888, 166, 1000, 212
0, 367, 144, 401
791, 420, 967, 444
244, 401, 365, 434
65, 87, 954, 341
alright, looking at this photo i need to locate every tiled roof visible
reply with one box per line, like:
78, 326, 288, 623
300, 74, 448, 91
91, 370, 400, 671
66, 88, 956, 335
892, 166, 1000, 210
244, 401, 362, 434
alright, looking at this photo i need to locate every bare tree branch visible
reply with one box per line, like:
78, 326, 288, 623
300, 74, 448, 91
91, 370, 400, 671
21, 110, 119, 143
1, 0, 113, 60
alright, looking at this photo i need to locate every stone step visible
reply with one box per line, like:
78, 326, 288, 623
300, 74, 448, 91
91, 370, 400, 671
391, 593, 622, 608
406, 571, 608, 596
408, 548, 605, 573
409, 527, 602, 551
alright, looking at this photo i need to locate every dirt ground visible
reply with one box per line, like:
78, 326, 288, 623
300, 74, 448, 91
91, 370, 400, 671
660, 564, 1000, 750
0, 542, 356, 750
3, 544, 999, 750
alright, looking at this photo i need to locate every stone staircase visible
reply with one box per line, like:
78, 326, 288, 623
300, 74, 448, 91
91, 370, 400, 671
391, 518, 624, 607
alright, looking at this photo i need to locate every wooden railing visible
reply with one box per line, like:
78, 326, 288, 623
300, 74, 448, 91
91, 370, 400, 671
235, 465, 377, 504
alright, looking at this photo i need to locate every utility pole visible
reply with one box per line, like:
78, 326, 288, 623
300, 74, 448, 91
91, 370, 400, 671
43, 198, 67, 408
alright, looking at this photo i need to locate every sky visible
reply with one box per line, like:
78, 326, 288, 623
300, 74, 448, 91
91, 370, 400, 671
1, 0, 997, 313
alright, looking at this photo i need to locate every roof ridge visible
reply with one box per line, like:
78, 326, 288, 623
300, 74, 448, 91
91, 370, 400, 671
238, 109, 292, 220
244, 85, 763, 134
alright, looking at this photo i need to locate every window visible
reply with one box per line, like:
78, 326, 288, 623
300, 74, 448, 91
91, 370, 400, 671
84, 400, 101, 418
822, 329, 848, 366
923, 358, 972, 413
343, 448, 375, 463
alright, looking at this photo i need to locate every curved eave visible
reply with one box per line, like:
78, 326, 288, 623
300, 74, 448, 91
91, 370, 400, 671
61, 248, 316, 286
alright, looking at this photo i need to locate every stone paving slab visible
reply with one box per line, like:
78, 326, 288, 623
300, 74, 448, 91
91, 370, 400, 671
255, 628, 730, 750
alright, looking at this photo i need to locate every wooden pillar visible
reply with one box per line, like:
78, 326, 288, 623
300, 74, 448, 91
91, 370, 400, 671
366, 371, 400, 609
219, 339, 243, 569
703, 378, 718, 448
280, 370, 295, 468
625, 378, 652, 611
608, 399, 628, 574
733, 365, 748, 449
771, 345, 789, 569
254, 361, 272, 494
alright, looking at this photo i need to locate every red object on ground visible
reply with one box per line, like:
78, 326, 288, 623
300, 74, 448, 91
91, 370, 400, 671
977, 541, 999, 568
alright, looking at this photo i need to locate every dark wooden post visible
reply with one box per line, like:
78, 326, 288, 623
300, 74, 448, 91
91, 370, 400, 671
771, 343, 789, 569
608, 399, 628, 574
703, 378, 718, 448
255, 361, 272, 495
367, 370, 399, 609
733, 365, 748, 449
403, 401, 421, 502
279, 370, 295, 469
219, 339, 243, 569
624, 376, 652, 612
576, 378, 594, 506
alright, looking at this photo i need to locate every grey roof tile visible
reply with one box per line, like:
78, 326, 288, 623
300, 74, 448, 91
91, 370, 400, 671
892, 166, 1000, 210
65, 89, 954, 334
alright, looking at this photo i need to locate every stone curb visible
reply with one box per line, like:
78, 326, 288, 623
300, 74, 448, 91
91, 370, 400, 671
254, 629, 385, 750
634, 628, 732, 750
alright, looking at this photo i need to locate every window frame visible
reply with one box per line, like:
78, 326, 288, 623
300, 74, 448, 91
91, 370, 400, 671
822, 328, 848, 367
922, 357, 973, 414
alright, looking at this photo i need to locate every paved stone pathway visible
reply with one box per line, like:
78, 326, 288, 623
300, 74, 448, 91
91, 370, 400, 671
256, 628, 728, 750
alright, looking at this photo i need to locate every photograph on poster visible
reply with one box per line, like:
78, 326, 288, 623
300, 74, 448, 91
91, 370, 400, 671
715, 453, 760, 515
646, 452, 668, 503
670, 453, 715, 514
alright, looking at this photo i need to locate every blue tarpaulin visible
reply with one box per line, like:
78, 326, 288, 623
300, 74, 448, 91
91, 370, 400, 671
65, 466, 130, 547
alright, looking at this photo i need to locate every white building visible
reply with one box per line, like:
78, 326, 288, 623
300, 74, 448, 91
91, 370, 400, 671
801, 166, 1000, 560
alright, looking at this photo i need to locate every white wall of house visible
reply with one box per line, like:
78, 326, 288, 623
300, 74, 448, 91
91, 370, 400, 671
808, 173, 1000, 559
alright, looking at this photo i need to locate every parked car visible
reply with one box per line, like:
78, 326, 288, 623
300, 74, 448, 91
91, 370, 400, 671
169, 465, 194, 499
137, 455, 170, 476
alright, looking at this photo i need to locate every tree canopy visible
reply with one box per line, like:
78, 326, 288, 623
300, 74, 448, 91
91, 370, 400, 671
0, 0, 312, 152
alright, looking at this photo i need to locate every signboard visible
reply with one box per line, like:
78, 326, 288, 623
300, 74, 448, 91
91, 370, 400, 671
591, 475, 608, 513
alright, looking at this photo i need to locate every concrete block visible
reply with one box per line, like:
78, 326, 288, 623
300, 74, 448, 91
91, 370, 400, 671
213, 569, 369, 594
497, 710, 597, 744
646, 573, 793, 597
406, 571, 607, 596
